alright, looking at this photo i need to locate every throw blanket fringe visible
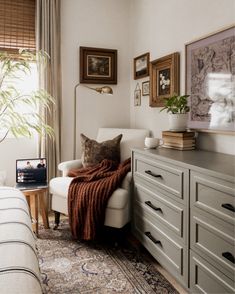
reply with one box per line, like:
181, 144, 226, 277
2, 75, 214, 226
68, 158, 131, 240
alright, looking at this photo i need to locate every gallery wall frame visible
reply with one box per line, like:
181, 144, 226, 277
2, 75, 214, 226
80, 47, 117, 84
133, 52, 150, 80
150, 52, 180, 107
134, 83, 141, 106
185, 24, 235, 134
142, 81, 150, 96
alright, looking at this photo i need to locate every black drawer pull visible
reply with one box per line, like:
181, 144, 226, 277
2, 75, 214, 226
221, 203, 235, 213
144, 231, 162, 245
145, 170, 162, 178
145, 201, 162, 212
222, 252, 235, 264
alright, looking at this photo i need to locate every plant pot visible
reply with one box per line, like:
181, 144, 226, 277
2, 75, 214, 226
168, 113, 188, 131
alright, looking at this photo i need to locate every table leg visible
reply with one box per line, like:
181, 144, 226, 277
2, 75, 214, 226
39, 191, 49, 229
30, 193, 39, 236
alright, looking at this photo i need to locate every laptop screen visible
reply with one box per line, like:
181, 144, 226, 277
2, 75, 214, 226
16, 158, 47, 184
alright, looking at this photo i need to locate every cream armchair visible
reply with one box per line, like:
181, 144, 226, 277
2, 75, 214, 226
49, 128, 149, 229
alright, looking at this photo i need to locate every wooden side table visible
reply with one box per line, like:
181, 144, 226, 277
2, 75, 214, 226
22, 187, 49, 236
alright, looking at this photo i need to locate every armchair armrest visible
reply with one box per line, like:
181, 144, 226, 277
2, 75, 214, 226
121, 172, 132, 190
58, 159, 83, 177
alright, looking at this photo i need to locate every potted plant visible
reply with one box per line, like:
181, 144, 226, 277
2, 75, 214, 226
0, 50, 54, 143
160, 94, 190, 131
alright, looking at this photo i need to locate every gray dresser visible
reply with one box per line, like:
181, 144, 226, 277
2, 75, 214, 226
132, 148, 235, 292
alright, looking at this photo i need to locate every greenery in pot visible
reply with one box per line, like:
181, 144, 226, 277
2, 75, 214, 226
0, 50, 54, 143
160, 94, 190, 114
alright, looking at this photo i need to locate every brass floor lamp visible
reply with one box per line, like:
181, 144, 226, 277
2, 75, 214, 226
73, 83, 113, 159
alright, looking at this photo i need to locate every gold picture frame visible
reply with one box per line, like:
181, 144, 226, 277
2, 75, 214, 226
149, 52, 180, 107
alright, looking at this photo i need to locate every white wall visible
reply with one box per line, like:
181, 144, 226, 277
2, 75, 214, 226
61, 0, 131, 161
130, 0, 235, 155
0, 138, 37, 186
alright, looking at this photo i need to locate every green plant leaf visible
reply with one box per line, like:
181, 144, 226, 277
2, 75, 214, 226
159, 94, 190, 114
0, 50, 55, 143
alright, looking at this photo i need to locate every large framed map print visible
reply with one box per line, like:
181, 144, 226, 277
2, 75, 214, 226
186, 25, 235, 133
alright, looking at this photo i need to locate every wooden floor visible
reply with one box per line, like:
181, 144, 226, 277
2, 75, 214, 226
153, 262, 188, 294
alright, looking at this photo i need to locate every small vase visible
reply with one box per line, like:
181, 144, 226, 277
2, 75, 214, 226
168, 113, 188, 131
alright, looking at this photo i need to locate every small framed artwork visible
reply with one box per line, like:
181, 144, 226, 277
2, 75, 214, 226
186, 25, 235, 133
149, 52, 180, 107
134, 52, 150, 80
134, 84, 141, 106
80, 47, 117, 84
142, 81, 150, 96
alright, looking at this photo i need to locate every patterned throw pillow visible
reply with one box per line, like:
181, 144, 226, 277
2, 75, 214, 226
80, 133, 123, 168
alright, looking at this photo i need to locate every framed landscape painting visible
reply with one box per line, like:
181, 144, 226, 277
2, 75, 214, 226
186, 25, 235, 133
149, 52, 180, 107
134, 52, 150, 80
80, 47, 117, 84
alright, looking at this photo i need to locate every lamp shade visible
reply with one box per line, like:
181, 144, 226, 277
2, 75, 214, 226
90, 86, 113, 95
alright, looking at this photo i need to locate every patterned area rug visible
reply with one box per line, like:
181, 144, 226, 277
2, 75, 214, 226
37, 219, 179, 294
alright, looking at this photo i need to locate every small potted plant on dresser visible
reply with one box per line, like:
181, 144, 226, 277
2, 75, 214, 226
160, 94, 190, 131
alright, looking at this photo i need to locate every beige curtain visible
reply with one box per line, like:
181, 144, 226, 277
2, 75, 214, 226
36, 0, 61, 180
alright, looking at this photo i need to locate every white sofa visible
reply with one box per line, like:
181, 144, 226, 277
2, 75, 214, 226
50, 128, 149, 229
0, 187, 42, 294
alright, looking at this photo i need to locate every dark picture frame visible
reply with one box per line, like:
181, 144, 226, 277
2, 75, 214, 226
149, 52, 180, 107
80, 47, 117, 84
142, 81, 150, 96
186, 25, 235, 133
134, 52, 150, 80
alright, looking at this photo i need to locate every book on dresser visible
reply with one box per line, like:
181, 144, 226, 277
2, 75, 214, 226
162, 131, 196, 150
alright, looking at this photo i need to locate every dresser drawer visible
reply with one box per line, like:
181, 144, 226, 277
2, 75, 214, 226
134, 183, 185, 239
133, 211, 187, 284
191, 171, 235, 224
133, 154, 187, 200
191, 209, 235, 280
190, 251, 235, 293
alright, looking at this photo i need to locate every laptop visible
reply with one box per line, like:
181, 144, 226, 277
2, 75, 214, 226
15, 158, 48, 190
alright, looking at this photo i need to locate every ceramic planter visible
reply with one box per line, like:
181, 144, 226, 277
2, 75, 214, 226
168, 113, 188, 131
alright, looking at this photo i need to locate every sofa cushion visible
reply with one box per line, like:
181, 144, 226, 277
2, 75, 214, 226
0, 187, 42, 294
0, 223, 36, 249
0, 243, 40, 278
0, 271, 42, 294
80, 133, 122, 167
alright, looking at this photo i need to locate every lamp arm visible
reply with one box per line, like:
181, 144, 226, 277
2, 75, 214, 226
82, 85, 98, 91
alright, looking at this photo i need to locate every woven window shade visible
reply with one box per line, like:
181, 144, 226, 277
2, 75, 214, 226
0, 0, 36, 51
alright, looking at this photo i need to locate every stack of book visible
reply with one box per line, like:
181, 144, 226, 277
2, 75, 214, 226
162, 131, 196, 150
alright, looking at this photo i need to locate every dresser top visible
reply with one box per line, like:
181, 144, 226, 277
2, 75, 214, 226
133, 148, 235, 180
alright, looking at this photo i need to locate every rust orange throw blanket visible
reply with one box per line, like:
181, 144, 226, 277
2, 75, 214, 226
67, 158, 131, 240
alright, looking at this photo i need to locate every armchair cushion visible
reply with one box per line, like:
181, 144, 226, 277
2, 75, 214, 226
50, 174, 130, 217
80, 133, 122, 167
50, 172, 132, 200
